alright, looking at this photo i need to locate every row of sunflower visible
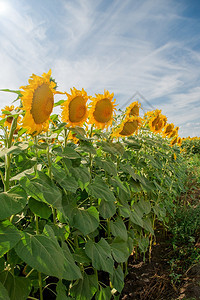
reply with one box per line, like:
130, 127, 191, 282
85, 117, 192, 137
1, 70, 183, 148
0, 70, 191, 299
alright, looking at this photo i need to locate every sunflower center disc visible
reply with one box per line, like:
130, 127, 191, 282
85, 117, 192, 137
31, 83, 54, 124
69, 96, 86, 122
120, 121, 138, 136
93, 98, 113, 123
130, 106, 139, 116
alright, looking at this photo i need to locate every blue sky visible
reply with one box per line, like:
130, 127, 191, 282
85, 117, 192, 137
0, 0, 200, 137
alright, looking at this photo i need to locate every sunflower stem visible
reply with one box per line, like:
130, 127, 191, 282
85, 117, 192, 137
35, 214, 43, 300
4, 117, 17, 192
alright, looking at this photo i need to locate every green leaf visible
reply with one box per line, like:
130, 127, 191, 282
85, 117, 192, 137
28, 197, 51, 219
0, 143, 29, 158
95, 286, 112, 300
137, 199, 151, 215
143, 217, 154, 235
56, 280, 69, 300
14, 228, 82, 280
0, 220, 21, 257
54, 100, 65, 107
70, 273, 98, 300
70, 166, 90, 190
88, 177, 116, 203
110, 217, 128, 241
110, 265, 124, 293
0, 186, 27, 220
85, 239, 114, 275
70, 207, 99, 235
111, 238, 130, 263
99, 199, 116, 219
138, 236, 149, 253
0, 281, 10, 300
53, 146, 80, 159
0, 89, 22, 95
95, 158, 117, 176
21, 171, 62, 210
130, 211, 143, 227
52, 165, 78, 193
0, 271, 31, 300
73, 248, 91, 265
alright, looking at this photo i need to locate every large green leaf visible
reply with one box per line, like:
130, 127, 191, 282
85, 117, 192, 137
0, 271, 31, 300
14, 227, 82, 280
88, 177, 116, 203
110, 217, 127, 241
95, 158, 117, 176
0, 186, 27, 220
0, 281, 10, 300
28, 197, 52, 219
70, 166, 90, 190
99, 199, 116, 219
70, 273, 98, 300
0, 220, 21, 258
130, 211, 143, 227
56, 281, 72, 300
111, 238, 129, 263
70, 207, 99, 235
110, 265, 124, 293
20, 171, 62, 210
53, 146, 80, 159
52, 165, 78, 193
85, 239, 114, 275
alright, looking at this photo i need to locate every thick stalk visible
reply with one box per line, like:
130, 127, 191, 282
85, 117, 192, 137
4, 117, 17, 192
35, 215, 43, 300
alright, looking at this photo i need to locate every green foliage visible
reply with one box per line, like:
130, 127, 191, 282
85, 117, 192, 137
0, 117, 191, 299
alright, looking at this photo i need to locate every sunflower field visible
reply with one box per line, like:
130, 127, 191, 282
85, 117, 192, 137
0, 70, 198, 300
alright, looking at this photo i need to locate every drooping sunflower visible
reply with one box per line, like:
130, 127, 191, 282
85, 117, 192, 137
177, 137, 182, 146
61, 88, 88, 127
148, 112, 167, 134
162, 123, 174, 137
168, 126, 179, 138
20, 70, 58, 135
111, 116, 142, 138
125, 101, 141, 117
170, 136, 178, 146
1, 105, 15, 128
88, 90, 117, 129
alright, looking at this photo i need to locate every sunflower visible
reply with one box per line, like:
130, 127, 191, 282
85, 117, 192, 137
111, 116, 142, 138
168, 126, 179, 138
170, 136, 178, 146
177, 137, 182, 146
88, 90, 117, 129
61, 88, 88, 127
149, 113, 167, 134
125, 101, 141, 117
162, 123, 174, 137
1, 105, 21, 130
20, 70, 57, 135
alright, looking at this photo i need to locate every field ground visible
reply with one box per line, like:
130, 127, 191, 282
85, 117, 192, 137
120, 185, 200, 300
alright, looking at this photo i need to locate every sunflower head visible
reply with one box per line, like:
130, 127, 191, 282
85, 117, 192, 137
111, 116, 142, 138
177, 137, 182, 146
89, 90, 117, 129
1, 105, 21, 129
126, 101, 141, 117
20, 70, 57, 135
148, 111, 167, 134
168, 126, 179, 138
170, 136, 178, 146
61, 88, 88, 127
162, 123, 174, 137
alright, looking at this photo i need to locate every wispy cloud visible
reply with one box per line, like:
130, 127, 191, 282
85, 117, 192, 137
0, 0, 200, 137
